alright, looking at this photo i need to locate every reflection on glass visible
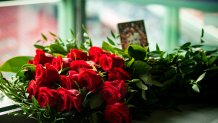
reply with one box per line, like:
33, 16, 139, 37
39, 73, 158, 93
0, 3, 58, 64
86, 1, 164, 50
180, 8, 218, 47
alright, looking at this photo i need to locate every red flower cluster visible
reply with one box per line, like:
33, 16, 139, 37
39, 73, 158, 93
27, 47, 131, 123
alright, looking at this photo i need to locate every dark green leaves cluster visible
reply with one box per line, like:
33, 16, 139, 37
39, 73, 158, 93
103, 35, 218, 112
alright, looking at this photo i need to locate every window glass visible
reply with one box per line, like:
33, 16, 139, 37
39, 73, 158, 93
87, 0, 218, 50
86, 0, 165, 50
0, 2, 58, 110
0, 3, 58, 64
179, 8, 218, 47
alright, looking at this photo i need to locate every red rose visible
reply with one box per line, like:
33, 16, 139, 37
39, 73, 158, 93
52, 56, 72, 71
52, 56, 63, 71
101, 80, 127, 104
57, 88, 83, 112
110, 54, 124, 68
37, 87, 58, 108
35, 63, 59, 87
88, 47, 103, 63
67, 49, 88, 60
68, 70, 79, 82
62, 57, 72, 67
78, 69, 102, 92
59, 75, 76, 89
33, 49, 53, 65
105, 102, 131, 123
99, 54, 113, 71
108, 67, 130, 81
70, 60, 92, 72
26, 80, 38, 99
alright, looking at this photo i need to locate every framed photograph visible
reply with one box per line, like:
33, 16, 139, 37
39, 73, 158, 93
118, 20, 148, 49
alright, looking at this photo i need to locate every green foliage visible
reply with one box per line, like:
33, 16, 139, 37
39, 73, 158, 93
101, 34, 218, 114
0, 56, 33, 73
34, 31, 92, 56
128, 44, 148, 60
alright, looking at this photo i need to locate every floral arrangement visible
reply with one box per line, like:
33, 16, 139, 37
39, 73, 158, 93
1, 30, 218, 123
0, 31, 131, 123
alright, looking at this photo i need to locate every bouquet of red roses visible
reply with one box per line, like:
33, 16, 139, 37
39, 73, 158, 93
0, 33, 131, 123
2, 30, 218, 123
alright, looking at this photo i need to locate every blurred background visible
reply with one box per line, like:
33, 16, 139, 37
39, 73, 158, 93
0, 0, 218, 64
0, 0, 218, 110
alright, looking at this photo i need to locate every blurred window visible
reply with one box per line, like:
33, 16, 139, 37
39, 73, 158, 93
86, 1, 165, 50
86, 0, 218, 50
0, 0, 59, 112
0, 1, 58, 64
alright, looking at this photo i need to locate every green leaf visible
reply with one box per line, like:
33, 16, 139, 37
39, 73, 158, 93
91, 112, 104, 123
111, 30, 116, 39
66, 40, 77, 51
139, 74, 163, 87
141, 90, 146, 100
0, 56, 33, 73
41, 33, 48, 41
82, 25, 88, 33
84, 38, 93, 48
102, 41, 114, 53
192, 44, 202, 48
201, 29, 204, 38
32, 96, 39, 108
136, 81, 148, 90
192, 84, 200, 93
0, 72, 3, 78
107, 37, 115, 46
128, 44, 147, 60
156, 43, 160, 51
49, 32, 57, 37
195, 72, 206, 83
206, 66, 218, 71
89, 93, 103, 109
202, 53, 208, 62
34, 44, 46, 50
180, 42, 191, 50
131, 60, 152, 75
206, 49, 218, 56
126, 58, 135, 68
49, 43, 67, 55
128, 79, 141, 83
208, 56, 217, 65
